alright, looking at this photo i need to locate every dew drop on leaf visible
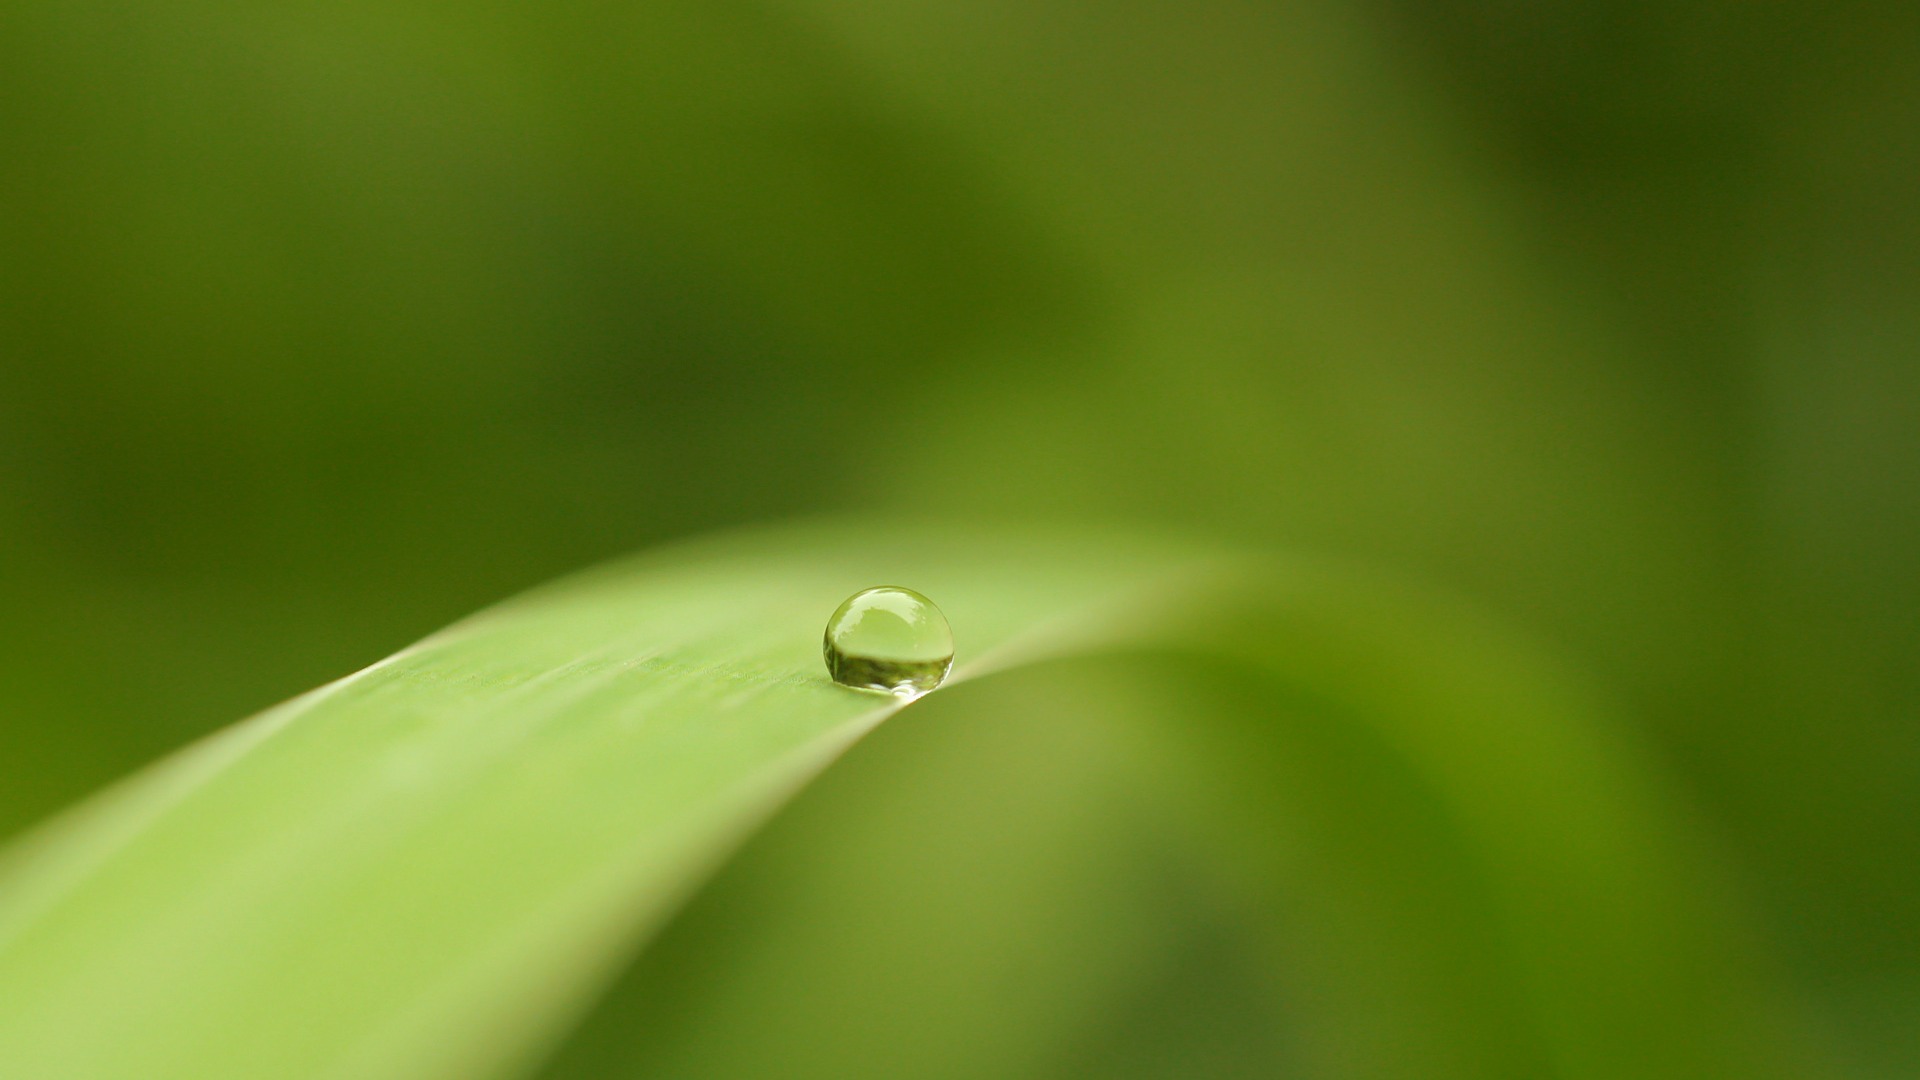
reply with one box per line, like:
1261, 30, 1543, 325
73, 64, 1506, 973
823, 586, 954, 698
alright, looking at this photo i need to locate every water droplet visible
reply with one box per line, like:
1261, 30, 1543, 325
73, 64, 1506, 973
824, 586, 953, 698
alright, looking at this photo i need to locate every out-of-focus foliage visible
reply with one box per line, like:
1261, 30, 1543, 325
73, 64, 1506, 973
0, 0, 1914, 1075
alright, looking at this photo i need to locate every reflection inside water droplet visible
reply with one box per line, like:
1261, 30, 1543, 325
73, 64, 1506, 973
823, 586, 953, 698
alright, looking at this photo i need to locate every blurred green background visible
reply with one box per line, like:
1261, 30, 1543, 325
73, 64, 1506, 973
1, 0, 1914, 1074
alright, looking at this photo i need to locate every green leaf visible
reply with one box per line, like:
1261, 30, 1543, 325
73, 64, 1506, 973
0, 521, 1806, 1079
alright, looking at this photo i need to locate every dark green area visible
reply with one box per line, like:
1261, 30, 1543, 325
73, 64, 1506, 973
823, 652, 952, 696
1, 0, 1915, 1075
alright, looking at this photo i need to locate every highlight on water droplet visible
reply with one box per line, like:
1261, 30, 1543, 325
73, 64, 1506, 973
823, 586, 954, 698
